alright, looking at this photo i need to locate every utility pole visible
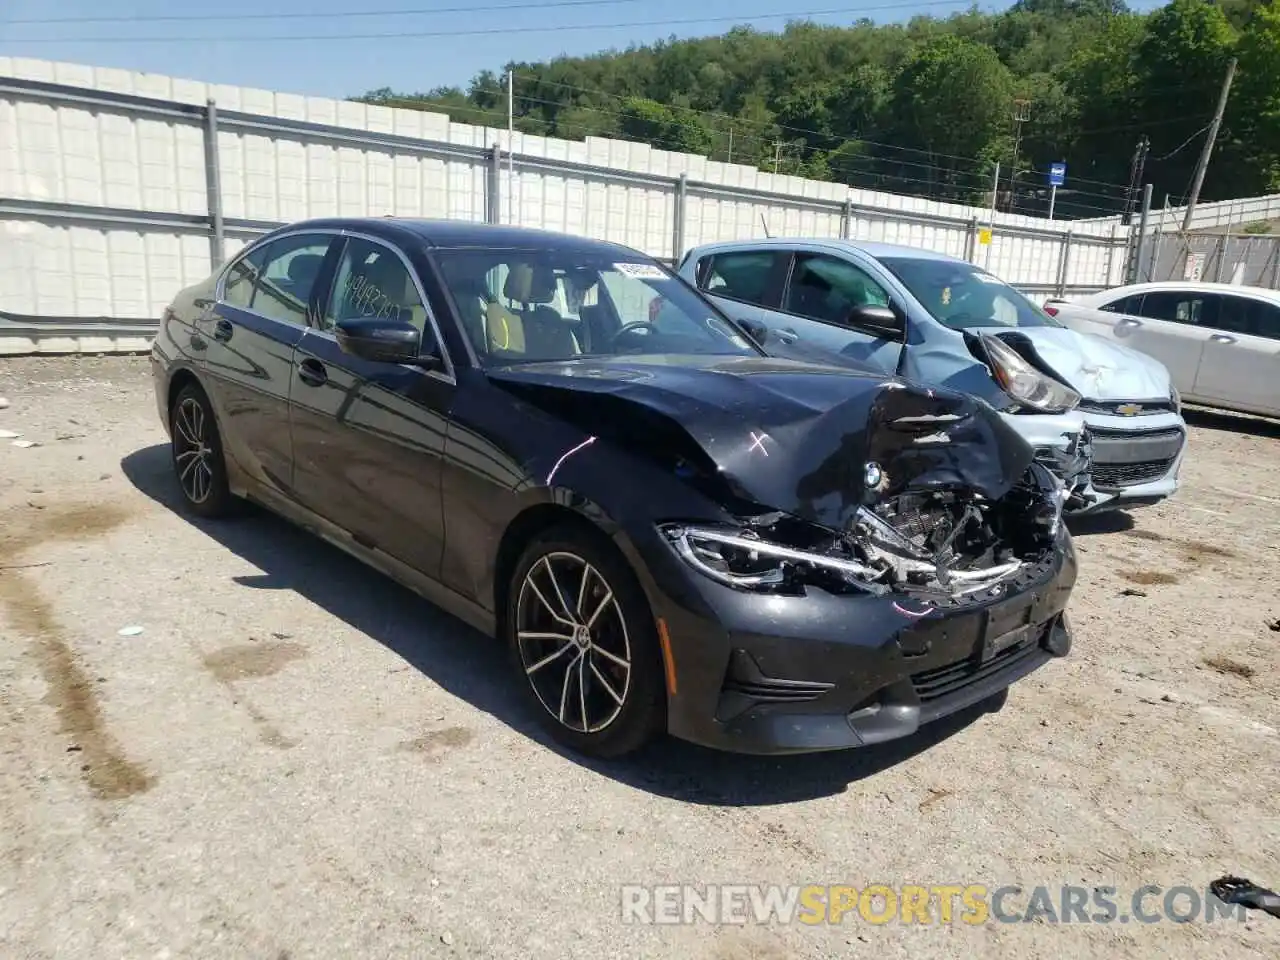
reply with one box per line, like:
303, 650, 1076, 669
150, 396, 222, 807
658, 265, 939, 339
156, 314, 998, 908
1182, 57, 1237, 233
1121, 135, 1150, 224
506, 69, 515, 226
772, 140, 783, 174
1007, 98, 1031, 213
727, 127, 734, 164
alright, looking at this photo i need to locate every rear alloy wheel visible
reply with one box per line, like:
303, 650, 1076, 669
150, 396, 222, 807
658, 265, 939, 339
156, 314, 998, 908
170, 383, 236, 518
509, 529, 665, 757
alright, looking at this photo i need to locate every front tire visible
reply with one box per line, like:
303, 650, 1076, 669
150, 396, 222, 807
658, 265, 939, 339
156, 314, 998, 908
170, 383, 236, 519
507, 526, 666, 758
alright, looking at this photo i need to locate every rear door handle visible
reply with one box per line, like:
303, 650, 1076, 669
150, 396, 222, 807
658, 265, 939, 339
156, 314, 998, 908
1116, 317, 1141, 328
1210, 333, 1237, 344
212, 318, 234, 342
297, 358, 328, 387
776, 328, 799, 344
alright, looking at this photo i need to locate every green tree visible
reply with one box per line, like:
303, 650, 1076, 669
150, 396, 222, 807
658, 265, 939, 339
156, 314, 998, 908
887, 35, 1016, 199
617, 98, 713, 156
1227, 0, 1280, 191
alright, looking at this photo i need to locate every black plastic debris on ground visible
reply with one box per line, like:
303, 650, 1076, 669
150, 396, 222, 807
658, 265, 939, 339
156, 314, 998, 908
1210, 876, 1280, 919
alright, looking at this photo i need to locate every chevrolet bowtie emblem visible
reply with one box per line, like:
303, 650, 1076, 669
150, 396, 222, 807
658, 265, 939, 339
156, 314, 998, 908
1116, 403, 1143, 416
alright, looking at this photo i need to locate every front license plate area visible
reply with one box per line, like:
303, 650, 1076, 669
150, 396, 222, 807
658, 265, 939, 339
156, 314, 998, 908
978, 594, 1037, 663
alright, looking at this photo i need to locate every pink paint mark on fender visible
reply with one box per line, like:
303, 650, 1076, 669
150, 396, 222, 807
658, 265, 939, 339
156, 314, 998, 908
893, 601, 932, 619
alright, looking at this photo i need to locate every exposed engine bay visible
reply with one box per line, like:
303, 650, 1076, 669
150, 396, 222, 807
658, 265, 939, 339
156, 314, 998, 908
486, 354, 1070, 602
664, 460, 1064, 601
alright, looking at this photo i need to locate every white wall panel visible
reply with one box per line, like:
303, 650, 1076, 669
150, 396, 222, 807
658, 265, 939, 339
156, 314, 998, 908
1, 57, 1148, 325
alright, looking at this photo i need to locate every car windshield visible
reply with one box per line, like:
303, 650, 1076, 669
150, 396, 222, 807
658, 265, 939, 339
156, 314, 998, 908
878, 256, 1060, 330
433, 248, 759, 365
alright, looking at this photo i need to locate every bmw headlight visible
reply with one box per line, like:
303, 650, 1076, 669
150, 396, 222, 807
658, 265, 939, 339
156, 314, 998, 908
981, 334, 1081, 414
661, 524, 883, 594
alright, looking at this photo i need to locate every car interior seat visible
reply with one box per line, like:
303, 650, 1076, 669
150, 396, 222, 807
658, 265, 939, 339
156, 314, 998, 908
286, 253, 325, 296
500, 263, 581, 359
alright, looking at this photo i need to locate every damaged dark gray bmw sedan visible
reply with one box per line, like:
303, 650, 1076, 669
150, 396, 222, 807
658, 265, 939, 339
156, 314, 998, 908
151, 218, 1076, 758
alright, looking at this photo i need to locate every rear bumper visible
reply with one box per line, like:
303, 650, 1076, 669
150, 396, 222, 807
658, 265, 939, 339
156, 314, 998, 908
625, 525, 1077, 756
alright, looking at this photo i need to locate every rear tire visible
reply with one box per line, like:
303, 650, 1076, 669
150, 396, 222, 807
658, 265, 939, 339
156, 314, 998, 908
506, 525, 666, 758
170, 382, 237, 519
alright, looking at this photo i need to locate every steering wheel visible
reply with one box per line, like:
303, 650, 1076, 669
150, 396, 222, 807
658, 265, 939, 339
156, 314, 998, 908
608, 321, 656, 349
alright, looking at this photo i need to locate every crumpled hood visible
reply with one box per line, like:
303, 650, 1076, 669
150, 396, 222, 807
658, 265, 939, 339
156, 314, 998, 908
977, 325, 1172, 401
486, 354, 1035, 531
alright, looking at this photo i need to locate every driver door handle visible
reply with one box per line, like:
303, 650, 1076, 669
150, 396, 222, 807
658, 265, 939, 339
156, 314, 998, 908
297, 358, 328, 387
1209, 333, 1237, 344
1116, 317, 1141, 328
776, 328, 799, 344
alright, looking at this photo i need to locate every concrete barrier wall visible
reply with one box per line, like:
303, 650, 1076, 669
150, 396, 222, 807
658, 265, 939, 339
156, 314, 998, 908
2, 56, 1130, 354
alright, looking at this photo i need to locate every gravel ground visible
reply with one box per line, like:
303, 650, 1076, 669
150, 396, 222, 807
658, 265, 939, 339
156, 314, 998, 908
1, 355, 1278, 960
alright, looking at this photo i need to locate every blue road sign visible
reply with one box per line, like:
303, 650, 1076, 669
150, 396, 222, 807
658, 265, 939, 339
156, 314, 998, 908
1049, 163, 1067, 187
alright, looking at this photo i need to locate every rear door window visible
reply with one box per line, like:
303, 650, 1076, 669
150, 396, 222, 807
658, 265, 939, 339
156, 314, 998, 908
253, 233, 336, 326
1138, 291, 1214, 326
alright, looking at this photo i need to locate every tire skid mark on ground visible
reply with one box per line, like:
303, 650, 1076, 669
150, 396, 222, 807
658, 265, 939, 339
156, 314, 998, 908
0, 501, 154, 800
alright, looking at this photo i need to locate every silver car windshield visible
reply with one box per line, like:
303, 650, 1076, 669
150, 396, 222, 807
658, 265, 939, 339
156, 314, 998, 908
878, 256, 1061, 331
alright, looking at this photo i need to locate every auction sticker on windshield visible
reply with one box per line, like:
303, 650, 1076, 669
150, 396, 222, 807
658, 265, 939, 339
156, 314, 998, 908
614, 262, 668, 279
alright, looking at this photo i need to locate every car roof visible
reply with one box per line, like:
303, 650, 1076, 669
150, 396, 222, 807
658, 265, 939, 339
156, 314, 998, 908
262, 217, 650, 257
1093, 280, 1280, 303
684, 236, 965, 264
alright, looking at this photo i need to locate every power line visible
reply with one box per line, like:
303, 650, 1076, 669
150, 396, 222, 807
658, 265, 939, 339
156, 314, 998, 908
516, 72, 1001, 170
3, 0, 649, 25
2, 1, 976, 43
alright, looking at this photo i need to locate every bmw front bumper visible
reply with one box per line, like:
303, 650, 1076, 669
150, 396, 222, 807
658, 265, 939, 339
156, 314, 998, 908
621, 527, 1077, 756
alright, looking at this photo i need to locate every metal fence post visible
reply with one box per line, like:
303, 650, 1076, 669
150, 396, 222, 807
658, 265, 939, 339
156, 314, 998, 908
964, 217, 979, 263
672, 174, 688, 264
841, 198, 853, 240
202, 98, 225, 268
1055, 231, 1073, 296
1104, 223, 1121, 286
487, 144, 502, 225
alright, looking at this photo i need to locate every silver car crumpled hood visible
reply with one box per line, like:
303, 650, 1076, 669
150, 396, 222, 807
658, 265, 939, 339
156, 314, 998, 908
977, 325, 1173, 401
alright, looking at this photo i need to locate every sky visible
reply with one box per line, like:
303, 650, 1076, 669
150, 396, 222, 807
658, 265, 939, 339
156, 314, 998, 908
1, 0, 1169, 101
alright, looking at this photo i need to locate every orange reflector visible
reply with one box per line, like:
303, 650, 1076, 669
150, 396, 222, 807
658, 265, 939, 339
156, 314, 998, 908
656, 618, 678, 696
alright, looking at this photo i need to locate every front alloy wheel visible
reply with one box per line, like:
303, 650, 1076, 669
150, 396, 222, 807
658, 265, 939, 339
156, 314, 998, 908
509, 529, 664, 757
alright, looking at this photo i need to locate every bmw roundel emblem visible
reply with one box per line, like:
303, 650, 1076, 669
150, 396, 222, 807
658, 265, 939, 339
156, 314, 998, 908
864, 462, 884, 488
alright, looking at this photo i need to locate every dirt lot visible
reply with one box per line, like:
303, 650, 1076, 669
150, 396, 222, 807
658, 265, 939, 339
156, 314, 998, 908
1, 355, 1278, 959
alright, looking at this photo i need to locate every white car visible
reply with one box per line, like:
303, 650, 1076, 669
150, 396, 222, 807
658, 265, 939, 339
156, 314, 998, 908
1045, 281, 1280, 419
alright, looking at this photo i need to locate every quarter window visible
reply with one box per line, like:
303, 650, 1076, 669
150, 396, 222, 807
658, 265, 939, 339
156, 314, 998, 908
323, 237, 430, 335
1101, 294, 1144, 315
221, 243, 270, 309
253, 234, 334, 326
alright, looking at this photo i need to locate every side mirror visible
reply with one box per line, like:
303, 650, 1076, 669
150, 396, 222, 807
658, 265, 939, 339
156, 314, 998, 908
738, 318, 769, 345
844, 304, 903, 339
335, 316, 425, 365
